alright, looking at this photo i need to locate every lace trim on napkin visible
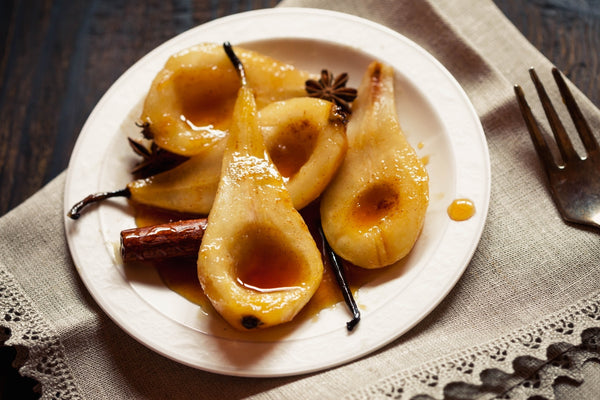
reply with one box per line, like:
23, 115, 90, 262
0, 268, 81, 400
2, 259, 599, 400
345, 292, 600, 400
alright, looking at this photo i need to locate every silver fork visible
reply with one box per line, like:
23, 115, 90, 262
514, 67, 600, 231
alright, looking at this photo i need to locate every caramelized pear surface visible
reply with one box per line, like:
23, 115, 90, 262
127, 140, 225, 214
320, 61, 429, 269
197, 85, 323, 330
141, 43, 313, 156
128, 97, 347, 214
260, 97, 347, 209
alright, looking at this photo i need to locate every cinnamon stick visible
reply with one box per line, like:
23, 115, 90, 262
120, 218, 207, 262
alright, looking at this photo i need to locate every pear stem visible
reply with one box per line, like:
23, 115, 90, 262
223, 42, 247, 86
318, 224, 361, 331
67, 188, 131, 219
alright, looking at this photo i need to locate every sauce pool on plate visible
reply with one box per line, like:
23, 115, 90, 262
447, 198, 476, 221
132, 202, 382, 326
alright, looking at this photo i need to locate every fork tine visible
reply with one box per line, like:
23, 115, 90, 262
529, 68, 579, 164
551, 67, 600, 156
514, 84, 559, 173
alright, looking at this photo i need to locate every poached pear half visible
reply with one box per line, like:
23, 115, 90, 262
197, 79, 323, 330
128, 97, 347, 215
259, 97, 347, 210
320, 61, 429, 269
141, 43, 313, 156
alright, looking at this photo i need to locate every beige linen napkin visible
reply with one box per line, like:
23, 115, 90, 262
2, 0, 599, 399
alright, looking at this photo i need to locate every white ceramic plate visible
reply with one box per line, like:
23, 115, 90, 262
64, 8, 490, 377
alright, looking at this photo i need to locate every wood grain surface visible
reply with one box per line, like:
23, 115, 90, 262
0, 0, 598, 217
495, 0, 599, 105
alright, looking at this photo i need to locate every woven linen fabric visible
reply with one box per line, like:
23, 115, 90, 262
1, 0, 599, 399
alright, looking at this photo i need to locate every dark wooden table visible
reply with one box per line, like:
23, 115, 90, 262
1, 0, 599, 398
1, 0, 599, 218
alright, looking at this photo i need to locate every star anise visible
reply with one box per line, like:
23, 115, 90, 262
128, 123, 188, 178
305, 70, 357, 115
137, 120, 154, 140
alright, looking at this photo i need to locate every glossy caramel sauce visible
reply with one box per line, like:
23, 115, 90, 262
447, 198, 476, 221
352, 183, 399, 226
134, 204, 204, 227
233, 227, 305, 292
267, 119, 317, 180
175, 71, 239, 132
180, 95, 236, 132
149, 249, 378, 322
154, 256, 209, 307
133, 203, 381, 326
